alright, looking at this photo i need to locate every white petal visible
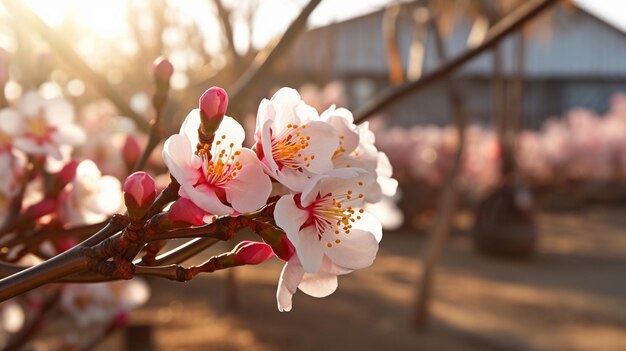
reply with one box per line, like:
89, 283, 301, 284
180, 109, 201, 146
260, 119, 280, 171
300, 167, 370, 207
53, 124, 86, 146
276, 256, 305, 312
86, 175, 123, 215
270, 88, 303, 131
323, 227, 378, 270
212, 116, 245, 152
255, 98, 273, 133
0, 109, 23, 135
299, 121, 338, 174
274, 195, 309, 247
162, 134, 202, 186
298, 272, 338, 298
296, 225, 324, 273
352, 210, 383, 243
17, 91, 44, 117
43, 98, 75, 125
224, 150, 272, 213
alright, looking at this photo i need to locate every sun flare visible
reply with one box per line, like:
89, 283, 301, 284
23, 0, 128, 39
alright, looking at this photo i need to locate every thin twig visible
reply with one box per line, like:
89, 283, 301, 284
228, 0, 322, 113
353, 0, 559, 122
413, 6, 468, 328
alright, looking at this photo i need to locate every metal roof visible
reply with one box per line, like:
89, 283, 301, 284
290, 4, 626, 79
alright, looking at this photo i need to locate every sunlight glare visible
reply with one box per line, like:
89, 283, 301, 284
24, 0, 127, 39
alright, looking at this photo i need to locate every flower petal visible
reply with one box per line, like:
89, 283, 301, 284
299, 121, 338, 174
323, 226, 378, 270
0, 109, 23, 135
274, 195, 309, 248
162, 134, 201, 186
179, 183, 232, 216
276, 256, 305, 312
53, 124, 86, 146
43, 98, 75, 126
298, 271, 338, 298
180, 109, 201, 146
351, 210, 383, 243
270, 88, 303, 130
224, 149, 271, 213
213, 116, 245, 152
295, 225, 324, 273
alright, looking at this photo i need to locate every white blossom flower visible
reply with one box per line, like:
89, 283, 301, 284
163, 109, 271, 217
254, 88, 339, 191
273, 168, 382, 311
61, 279, 150, 327
321, 106, 398, 203
58, 160, 123, 225
10, 91, 86, 160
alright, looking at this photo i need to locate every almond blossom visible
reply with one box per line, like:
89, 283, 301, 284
254, 88, 339, 191
61, 279, 150, 327
58, 160, 123, 225
8, 91, 86, 160
163, 109, 271, 218
273, 168, 382, 311
321, 105, 398, 203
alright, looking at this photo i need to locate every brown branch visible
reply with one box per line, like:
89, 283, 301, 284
213, 0, 241, 67
1, 0, 150, 131
354, 0, 559, 122
228, 0, 322, 113
413, 6, 468, 328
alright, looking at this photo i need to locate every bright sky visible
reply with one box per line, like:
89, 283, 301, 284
10, 0, 626, 52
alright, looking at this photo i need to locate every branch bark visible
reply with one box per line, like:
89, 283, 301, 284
412, 5, 468, 328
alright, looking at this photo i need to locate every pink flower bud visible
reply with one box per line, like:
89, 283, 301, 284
114, 312, 130, 327
57, 160, 79, 185
274, 235, 295, 262
124, 172, 157, 214
167, 198, 206, 226
199, 87, 228, 131
233, 241, 274, 266
27, 198, 58, 219
153, 56, 174, 82
122, 134, 141, 168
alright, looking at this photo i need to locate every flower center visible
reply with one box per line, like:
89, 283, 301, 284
201, 135, 242, 187
271, 124, 313, 170
305, 180, 366, 248
25, 115, 54, 144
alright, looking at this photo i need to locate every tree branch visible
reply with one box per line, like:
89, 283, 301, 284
228, 0, 322, 112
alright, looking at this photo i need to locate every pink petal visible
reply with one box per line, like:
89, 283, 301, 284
179, 183, 232, 216
224, 151, 271, 213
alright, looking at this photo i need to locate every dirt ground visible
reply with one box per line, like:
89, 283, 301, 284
98, 206, 626, 351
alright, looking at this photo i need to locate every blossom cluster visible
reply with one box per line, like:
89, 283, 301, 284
0, 90, 146, 332
163, 87, 397, 311
373, 93, 626, 200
